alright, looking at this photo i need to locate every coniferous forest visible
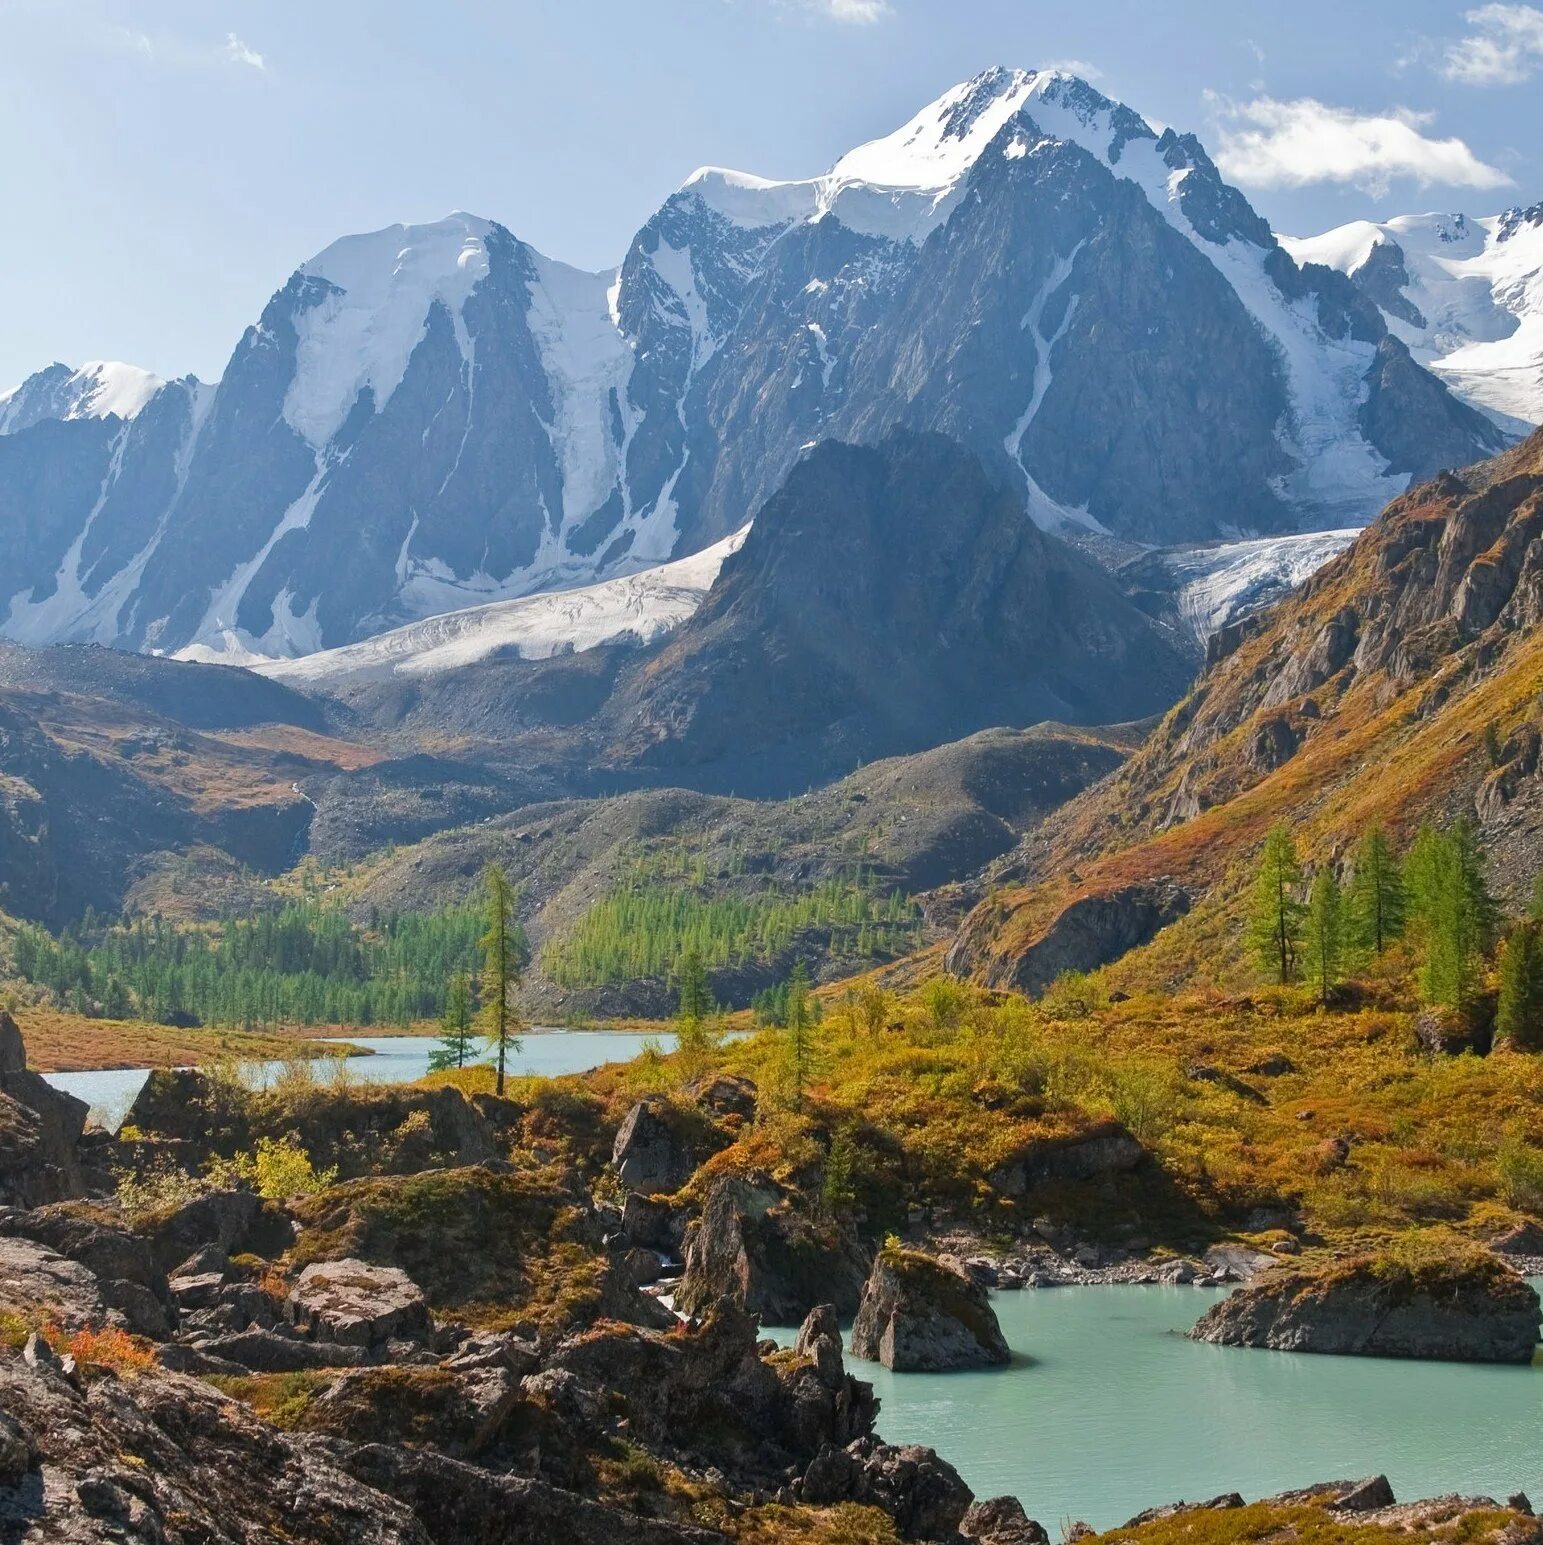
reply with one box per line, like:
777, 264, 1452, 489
8, 901, 496, 1028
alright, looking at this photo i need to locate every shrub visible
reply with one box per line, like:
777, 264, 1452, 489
209, 1135, 337, 1201
1496, 1130, 1543, 1211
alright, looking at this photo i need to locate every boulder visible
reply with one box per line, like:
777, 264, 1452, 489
963, 1496, 1051, 1544
0, 1202, 174, 1337
346, 1444, 723, 1544
1268, 1475, 1397, 1512
799, 1436, 974, 1541
611, 1098, 693, 1194
195, 1326, 374, 1372
988, 1120, 1143, 1198
1414, 1006, 1491, 1057
0, 1235, 112, 1331
1490, 1221, 1543, 1258
286, 1258, 431, 1348
780, 1303, 878, 1452
683, 1073, 757, 1121
621, 1191, 686, 1254
675, 1174, 869, 1321
133, 1188, 271, 1272
850, 1248, 1010, 1371
0, 1349, 427, 1542
1190, 1252, 1541, 1362
301, 1365, 522, 1458
0, 1012, 88, 1206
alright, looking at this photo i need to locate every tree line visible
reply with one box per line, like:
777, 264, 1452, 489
11, 900, 501, 1030
540, 867, 921, 990
1247, 816, 1543, 1046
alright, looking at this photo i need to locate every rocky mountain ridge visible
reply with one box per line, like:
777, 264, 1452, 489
947, 425, 1543, 990
1, 68, 1510, 660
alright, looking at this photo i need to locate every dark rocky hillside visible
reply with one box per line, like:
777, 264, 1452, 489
595, 432, 1190, 795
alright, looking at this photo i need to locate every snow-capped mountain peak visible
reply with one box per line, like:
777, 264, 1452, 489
826, 66, 1040, 193
1281, 205, 1543, 429
283, 212, 494, 447
0, 70, 1510, 664
0, 360, 163, 435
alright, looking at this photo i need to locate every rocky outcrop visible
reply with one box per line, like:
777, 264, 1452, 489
962, 1496, 1051, 1544
125, 1069, 502, 1178
850, 1249, 1010, 1371
675, 1174, 869, 1321
796, 1436, 974, 1541
0, 1012, 87, 1206
0, 1353, 430, 1543
987, 1120, 1144, 1198
286, 1259, 432, 1348
611, 1098, 694, 1195
288, 1164, 673, 1336
1190, 1252, 1542, 1362
949, 882, 1190, 994
0, 1202, 174, 1337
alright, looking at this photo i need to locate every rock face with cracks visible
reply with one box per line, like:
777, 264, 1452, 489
1190, 1252, 1542, 1362
851, 1248, 1011, 1371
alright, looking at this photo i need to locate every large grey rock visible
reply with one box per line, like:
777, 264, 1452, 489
611, 1098, 692, 1195
0, 1351, 429, 1541
1190, 1255, 1542, 1363
0, 1012, 87, 1206
850, 1249, 1010, 1372
963, 1496, 1050, 1544
675, 1174, 869, 1322
195, 1326, 374, 1372
0, 1235, 111, 1331
987, 1121, 1144, 1198
798, 1436, 974, 1541
286, 1258, 431, 1348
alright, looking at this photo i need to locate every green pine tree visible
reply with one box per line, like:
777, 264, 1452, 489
1246, 822, 1305, 986
674, 947, 713, 1022
478, 865, 524, 1096
1347, 823, 1405, 959
1410, 818, 1496, 1010
429, 969, 476, 1071
1304, 867, 1345, 1005
1495, 921, 1543, 1050
783, 961, 816, 1110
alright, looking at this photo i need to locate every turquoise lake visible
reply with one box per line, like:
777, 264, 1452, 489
43, 1029, 677, 1125
772, 1283, 1543, 1531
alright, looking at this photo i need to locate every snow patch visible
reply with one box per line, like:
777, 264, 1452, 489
1156, 528, 1360, 640
250, 525, 750, 686
282, 214, 492, 447
0, 361, 162, 434
1283, 208, 1543, 427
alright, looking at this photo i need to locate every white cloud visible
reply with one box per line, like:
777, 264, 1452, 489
1442, 4, 1543, 84
1040, 57, 1103, 81
224, 32, 267, 71
812, 0, 890, 20
1208, 94, 1512, 198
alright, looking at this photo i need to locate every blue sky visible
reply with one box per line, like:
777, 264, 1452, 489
1, 0, 1539, 386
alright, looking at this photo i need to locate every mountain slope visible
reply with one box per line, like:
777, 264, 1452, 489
596, 430, 1191, 793
1283, 204, 1543, 431
948, 426, 1543, 992
0, 69, 1506, 658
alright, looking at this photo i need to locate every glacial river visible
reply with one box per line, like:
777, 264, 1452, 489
772, 1283, 1543, 1531
43, 1030, 677, 1126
